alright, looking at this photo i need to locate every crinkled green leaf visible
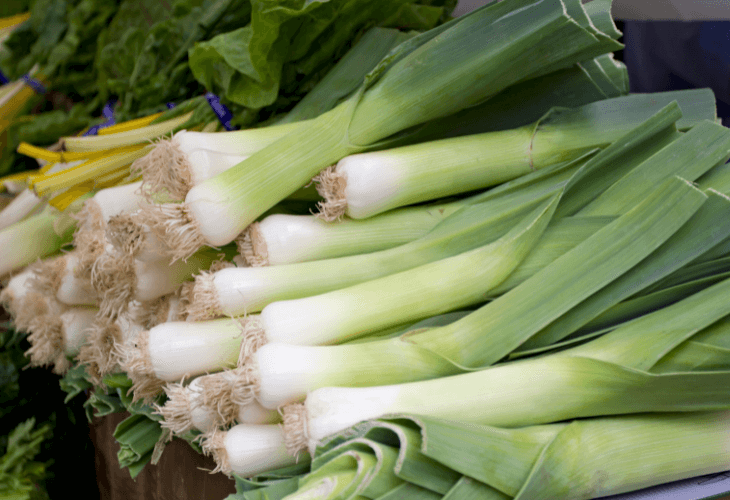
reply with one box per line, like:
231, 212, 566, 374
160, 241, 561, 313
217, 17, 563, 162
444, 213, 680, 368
189, 0, 430, 108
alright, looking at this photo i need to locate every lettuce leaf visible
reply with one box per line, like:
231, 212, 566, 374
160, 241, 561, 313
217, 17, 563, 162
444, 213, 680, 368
188, 0, 455, 109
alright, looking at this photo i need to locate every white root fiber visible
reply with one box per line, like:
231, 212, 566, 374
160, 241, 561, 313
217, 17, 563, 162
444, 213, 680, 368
91, 249, 137, 321
201, 429, 231, 475
139, 202, 206, 263
184, 271, 223, 321
236, 223, 269, 267
282, 403, 309, 458
130, 134, 192, 202
312, 165, 347, 222
199, 365, 259, 427
72, 200, 106, 282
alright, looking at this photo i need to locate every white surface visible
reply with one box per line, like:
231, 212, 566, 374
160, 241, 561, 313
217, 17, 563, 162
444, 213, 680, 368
600, 470, 730, 499
454, 0, 730, 20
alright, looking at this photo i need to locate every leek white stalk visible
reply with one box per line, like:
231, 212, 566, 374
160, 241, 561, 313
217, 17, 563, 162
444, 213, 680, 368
0, 268, 34, 317
0, 188, 43, 230
73, 181, 147, 281
122, 318, 244, 401
238, 202, 462, 266
133, 121, 308, 200
26, 306, 96, 374
272, 271, 730, 452
184, 170, 570, 320
202, 425, 308, 477
55, 253, 97, 306
138, 149, 249, 201
285, 355, 730, 454
29, 253, 97, 306
128, 292, 185, 329
190, 209, 599, 320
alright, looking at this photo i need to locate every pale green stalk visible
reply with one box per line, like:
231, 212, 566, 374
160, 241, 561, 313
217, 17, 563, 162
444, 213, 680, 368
63, 113, 193, 152
0, 207, 75, 277
521, 188, 730, 351
407, 177, 706, 369
369, 412, 730, 500
326, 91, 715, 219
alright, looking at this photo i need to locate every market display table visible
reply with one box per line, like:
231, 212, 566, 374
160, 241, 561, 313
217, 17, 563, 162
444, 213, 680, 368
91, 413, 235, 500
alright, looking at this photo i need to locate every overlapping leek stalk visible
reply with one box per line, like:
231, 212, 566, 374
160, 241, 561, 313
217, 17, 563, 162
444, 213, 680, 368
238, 411, 730, 500
145, 0, 624, 260
314, 90, 716, 220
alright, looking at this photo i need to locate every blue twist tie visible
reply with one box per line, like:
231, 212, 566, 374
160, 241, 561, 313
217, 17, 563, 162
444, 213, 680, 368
21, 74, 46, 94
205, 92, 236, 131
83, 99, 117, 136
0, 70, 9, 85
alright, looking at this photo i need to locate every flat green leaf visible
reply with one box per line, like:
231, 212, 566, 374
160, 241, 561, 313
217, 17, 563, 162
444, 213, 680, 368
410, 177, 707, 368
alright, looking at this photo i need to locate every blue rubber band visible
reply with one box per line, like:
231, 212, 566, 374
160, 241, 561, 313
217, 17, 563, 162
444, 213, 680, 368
21, 74, 46, 94
205, 92, 236, 131
82, 99, 117, 136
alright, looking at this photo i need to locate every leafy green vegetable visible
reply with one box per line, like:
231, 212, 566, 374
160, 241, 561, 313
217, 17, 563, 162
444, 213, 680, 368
0, 1, 31, 18
0, 419, 51, 500
188, 0, 455, 110
96, 0, 252, 119
2, 325, 97, 498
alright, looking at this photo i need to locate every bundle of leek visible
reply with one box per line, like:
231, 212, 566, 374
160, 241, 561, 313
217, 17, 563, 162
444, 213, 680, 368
141, 0, 625, 261
201, 270, 730, 476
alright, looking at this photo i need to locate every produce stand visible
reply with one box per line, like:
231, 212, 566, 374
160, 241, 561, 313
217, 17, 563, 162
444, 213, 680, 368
2, 0, 730, 499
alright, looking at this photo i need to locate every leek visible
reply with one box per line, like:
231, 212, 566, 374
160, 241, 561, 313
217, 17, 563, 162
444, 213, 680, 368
135, 27, 414, 200
253, 196, 557, 348
157, 376, 280, 435
73, 181, 148, 281
92, 244, 237, 320
76, 313, 145, 385
0, 207, 77, 278
122, 318, 244, 401
315, 90, 715, 220
26, 306, 97, 374
199, 223, 730, 418
238, 201, 463, 267
113, 414, 163, 479
29, 252, 97, 306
